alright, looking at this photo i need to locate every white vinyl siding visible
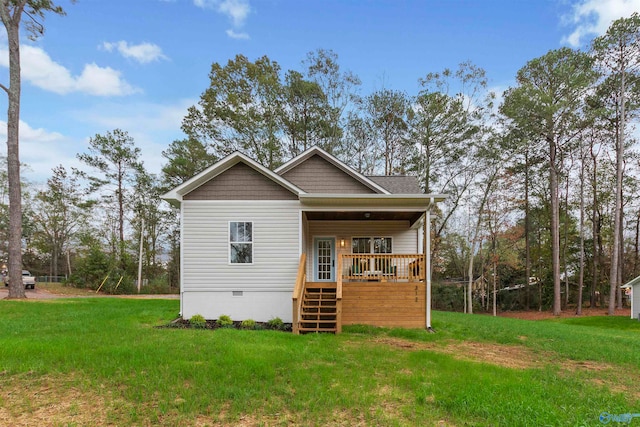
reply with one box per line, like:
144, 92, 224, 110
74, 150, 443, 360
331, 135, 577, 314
182, 200, 301, 292
633, 284, 640, 320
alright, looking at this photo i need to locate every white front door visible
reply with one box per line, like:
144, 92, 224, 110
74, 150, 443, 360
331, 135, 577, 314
314, 237, 335, 282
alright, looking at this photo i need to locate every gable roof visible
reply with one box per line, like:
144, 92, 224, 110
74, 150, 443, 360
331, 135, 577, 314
366, 176, 422, 194
161, 152, 304, 205
275, 146, 390, 194
162, 146, 447, 208
622, 276, 640, 289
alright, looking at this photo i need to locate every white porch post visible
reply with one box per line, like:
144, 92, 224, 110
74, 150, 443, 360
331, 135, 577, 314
426, 198, 433, 330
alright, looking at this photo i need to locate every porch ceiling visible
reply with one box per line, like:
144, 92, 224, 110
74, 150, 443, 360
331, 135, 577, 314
305, 211, 424, 224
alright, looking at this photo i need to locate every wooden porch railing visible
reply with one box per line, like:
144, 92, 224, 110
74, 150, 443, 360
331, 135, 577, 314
336, 254, 343, 333
292, 253, 307, 335
340, 254, 425, 282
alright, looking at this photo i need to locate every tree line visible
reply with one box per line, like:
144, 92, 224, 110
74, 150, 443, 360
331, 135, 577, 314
3, 8, 640, 315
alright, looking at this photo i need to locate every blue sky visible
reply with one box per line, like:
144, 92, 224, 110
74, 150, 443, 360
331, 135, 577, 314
0, 0, 639, 184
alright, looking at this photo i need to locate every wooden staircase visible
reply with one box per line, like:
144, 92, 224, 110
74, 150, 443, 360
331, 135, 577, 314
297, 282, 338, 333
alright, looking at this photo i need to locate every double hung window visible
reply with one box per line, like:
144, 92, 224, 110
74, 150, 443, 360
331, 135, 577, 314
352, 237, 392, 254
229, 221, 253, 264
352, 237, 393, 273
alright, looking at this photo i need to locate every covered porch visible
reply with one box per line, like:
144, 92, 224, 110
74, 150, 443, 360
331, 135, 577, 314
292, 195, 442, 334
292, 253, 427, 334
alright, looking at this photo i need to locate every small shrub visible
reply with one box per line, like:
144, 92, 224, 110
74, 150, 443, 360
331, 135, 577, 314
240, 319, 256, 330
267, 317, 284, 330
217, 314, 233, 328
189, 314, 206, 329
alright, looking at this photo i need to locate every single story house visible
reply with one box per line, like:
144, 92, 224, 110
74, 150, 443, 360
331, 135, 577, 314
162, 146, 446, 333
621, 276, 640, 320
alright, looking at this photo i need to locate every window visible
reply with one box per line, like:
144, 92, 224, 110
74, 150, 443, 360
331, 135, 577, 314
352, 236, 393, 273
352, 237, 392, 254
229, 221, 253, 264
352, 237, 371, 254
374, 237, 392, 254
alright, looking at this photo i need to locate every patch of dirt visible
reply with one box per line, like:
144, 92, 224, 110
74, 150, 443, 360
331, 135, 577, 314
372, 337, 540, 370
0, 285, 179, 300
0, 376, 112, 426
442, 341, 544, 370
589, 378, 640, 400
497, 307, 631, 320
371, 336, 627, 374
203, 404, 298, 427
0, 287, 68, 300
370, 335, 640, 402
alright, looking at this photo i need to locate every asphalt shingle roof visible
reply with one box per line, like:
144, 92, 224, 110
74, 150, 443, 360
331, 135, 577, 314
366, 176, 422, 194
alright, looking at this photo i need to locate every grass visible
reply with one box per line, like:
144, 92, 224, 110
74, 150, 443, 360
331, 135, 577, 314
0, 298, 638, 426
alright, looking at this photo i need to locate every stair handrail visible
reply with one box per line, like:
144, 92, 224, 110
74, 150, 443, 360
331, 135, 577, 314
292, 253, 307, 334
336, 254, 343, 334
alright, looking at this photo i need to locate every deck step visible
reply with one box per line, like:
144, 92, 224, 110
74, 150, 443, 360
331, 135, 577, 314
304, 293, 337, 299
296, 283, 339, 334
301, 315, 337, 321
303, 302, 336, 307
298, 329, 337, 334
302, 306, 337, 312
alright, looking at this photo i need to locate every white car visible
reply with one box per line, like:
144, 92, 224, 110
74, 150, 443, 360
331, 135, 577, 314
3, 270, 36, 289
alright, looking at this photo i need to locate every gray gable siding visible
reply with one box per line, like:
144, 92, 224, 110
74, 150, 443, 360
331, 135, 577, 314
184, 162, 298, 200
280, 154, 377, 194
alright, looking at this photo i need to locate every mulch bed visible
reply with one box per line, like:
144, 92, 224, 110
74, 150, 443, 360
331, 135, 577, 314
159, 318, 293, 332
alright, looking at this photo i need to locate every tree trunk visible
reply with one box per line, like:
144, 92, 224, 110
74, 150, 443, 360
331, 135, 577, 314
537, 227, 543, 311
591, 145, 599, 308
549, 134, 562, 315
577, 138, 585, 315
563, 174, 570, 309
3, 6, 25, 299
492, 255, 497, 317
466, 171, 499, 315
617, 206, 624, 309
118, 165, 125, 269
524, 149, 531, 310
52, 245, 59, 277
609, 71, 625, 315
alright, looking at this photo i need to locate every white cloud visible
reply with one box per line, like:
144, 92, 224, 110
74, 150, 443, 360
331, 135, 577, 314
69, 99, 197, 176
194, 0, 251, 39
76, 63, 140, 96
562, 0, 640, 46
217, 0, 250, 27
0, 120, 81, 182
13, 120, 64, 143
0, 99, 195, 183
72, 99, 193, 132
101, 41, 169, 64
226, 29, 250, 40
0, 45, 138, 96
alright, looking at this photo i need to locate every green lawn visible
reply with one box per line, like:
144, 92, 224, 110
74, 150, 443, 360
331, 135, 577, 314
0, 298, 638, 426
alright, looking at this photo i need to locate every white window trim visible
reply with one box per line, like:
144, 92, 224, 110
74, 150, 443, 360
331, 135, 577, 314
228, 220, 254, 265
